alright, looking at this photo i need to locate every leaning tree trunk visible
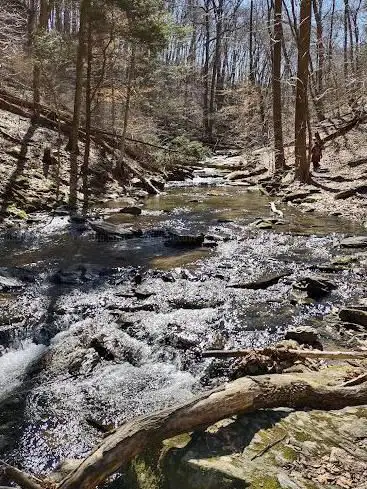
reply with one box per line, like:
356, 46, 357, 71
69, 0, 90, 210
295, 0, 312, 183
272, 0, 285, 173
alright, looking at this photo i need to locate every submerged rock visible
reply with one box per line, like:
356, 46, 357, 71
164, 232, 205, 248
119, 206, 142, 216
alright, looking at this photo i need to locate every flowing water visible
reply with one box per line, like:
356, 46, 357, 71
0, 165, 366, 485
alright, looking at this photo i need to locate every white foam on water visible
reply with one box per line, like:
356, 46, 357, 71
0, 342, 46, 401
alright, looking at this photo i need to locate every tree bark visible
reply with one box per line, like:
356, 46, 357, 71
69, 0, 90, 210
272, 0, 285, 173
294, 0, 312, 183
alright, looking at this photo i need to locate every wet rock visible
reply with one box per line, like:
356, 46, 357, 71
52, 265, 97, 285
169, 297, 223, 310
293, 274, 337, 300
115, 303, 157, 313
134, 286, 156, 299
166, 167, 192, 182
90, 337, 115, 361
228, 271, 291, 290
68, 348, 100, 376
161, 328, 198, 350
0, 267, 35, 291
285, 326, 320, 347
119, 206, 142, 216
164, 232, 205, 248
202, 239, 218, 248
340, 236, 367, 248
0, 275, 23, 291
339, 308, 367, 327
89, 221, 142, 240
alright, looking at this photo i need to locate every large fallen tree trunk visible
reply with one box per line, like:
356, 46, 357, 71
6, 372, 366, 489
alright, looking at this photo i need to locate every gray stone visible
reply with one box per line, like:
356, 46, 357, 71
285, 326, 320, 346
340, 236, 367, 248
339, 308, 367, 327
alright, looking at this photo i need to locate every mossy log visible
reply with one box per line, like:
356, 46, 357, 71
4, 373, 367, 489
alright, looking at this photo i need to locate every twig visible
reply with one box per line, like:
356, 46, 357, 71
341, 372, 367, 387
250, 434, 287, 460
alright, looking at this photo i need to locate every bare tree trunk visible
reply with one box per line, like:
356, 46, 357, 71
295, 0, 312, 183
69, 0, 90, 210
33, 0, 49, 118
120, 43, 136, 156
82, 17, 92, 213
343, 0, 349, 78
272, 0, 285, 173
312, 0, 324, 101
249, 0, 255, 83
203, 0, 210, 138
208, 0, 224, 139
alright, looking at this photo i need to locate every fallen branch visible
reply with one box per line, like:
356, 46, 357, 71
5, 373, 363, 489
0, 460, 43, 489
270, 201, 284, 218
250, 433, 287, 460
342, 372, 367, 387
201, 348, 367, 360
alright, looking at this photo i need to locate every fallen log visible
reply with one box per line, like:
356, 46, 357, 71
0, 460, 43, 489
6, 372, 366, 489
202, 348, 367, 360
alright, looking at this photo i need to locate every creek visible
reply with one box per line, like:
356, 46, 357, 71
0, 161, 365, 486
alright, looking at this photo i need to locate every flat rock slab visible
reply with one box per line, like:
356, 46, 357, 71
339, 308, 367, 327
89, 221, 142, 240
228, 271, 291, 290
340, 236, 367, 248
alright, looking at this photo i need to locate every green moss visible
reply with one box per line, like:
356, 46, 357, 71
279, 446, 298, 462
6, 204, 28, 219
251, 475, 281, 489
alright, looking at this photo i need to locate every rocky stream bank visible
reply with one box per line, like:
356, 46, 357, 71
0, 150, 366, 488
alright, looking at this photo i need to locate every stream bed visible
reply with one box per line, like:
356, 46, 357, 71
0, 168, 366, 485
